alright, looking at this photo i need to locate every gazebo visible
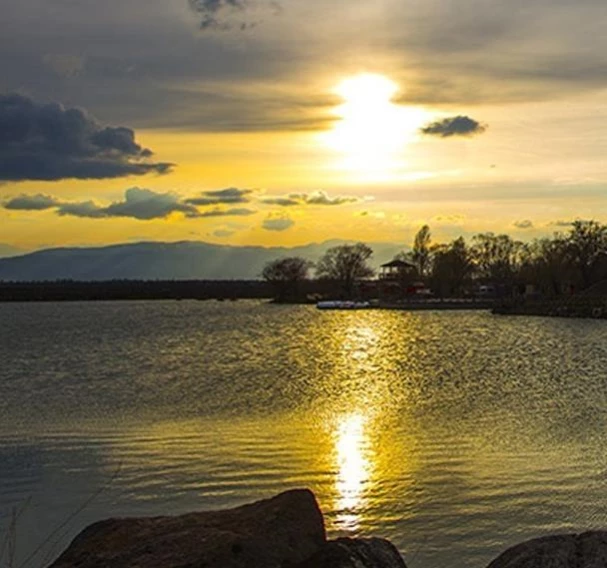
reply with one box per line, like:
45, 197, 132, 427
379, 259, 417, 280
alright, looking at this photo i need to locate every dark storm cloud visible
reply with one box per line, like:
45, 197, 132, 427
4, 194, 58, 210
261, 190, 361, 207
185, 187, 254, 205
0, 94, 173, 181
420, 116, 486, 138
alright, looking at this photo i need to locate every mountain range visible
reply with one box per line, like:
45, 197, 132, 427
0, 240, 406, 281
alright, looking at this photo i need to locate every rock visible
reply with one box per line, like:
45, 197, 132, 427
48, 488, 326, 568
486, 531, 607, 568
295, 537, 408, 568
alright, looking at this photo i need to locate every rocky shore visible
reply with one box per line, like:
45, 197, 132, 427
48, 489, 607, 568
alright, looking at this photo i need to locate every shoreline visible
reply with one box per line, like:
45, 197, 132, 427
492, 297, 607, 319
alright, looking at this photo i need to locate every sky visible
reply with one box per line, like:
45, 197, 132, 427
1, 0, 607, 253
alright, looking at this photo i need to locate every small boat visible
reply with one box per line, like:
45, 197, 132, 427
316, 300, 371, 310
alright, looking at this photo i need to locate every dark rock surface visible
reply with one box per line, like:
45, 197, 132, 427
47, 486, 607, 568
486, 531, 607, 568
295, 537, 407, 568
48, 489, 326, 568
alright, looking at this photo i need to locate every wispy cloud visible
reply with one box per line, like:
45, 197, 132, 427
54, 188, 198, 219
3, 187, 259, 221
5, 194, 59, 210
57, 200, 108, 219
549, 220, 574, 227
42, 53, 86, 78
262, 213, 294, 231
513, 219, 534, 229
198, 207, 256, 217
103, 188, 200, 219
262, 190, 363, 207
262, 196, 299, 207
188, 0, 279, 31
185, 187, 254, 206
212, 229, 236, 238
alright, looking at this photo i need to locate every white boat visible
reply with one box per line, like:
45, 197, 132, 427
316, 300, 371, 310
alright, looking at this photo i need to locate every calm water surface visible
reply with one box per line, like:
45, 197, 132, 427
1, 301, 606, 567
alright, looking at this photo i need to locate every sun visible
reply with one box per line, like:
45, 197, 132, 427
335, 74, 398, 110
322, 73, 428, 180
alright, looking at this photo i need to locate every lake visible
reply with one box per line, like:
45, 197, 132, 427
1, 300, 606, 567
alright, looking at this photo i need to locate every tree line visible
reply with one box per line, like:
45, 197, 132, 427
262, 220, 607, 301
0, 280, 272, 302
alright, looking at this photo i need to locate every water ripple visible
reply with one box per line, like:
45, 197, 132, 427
1, 302, 606, 567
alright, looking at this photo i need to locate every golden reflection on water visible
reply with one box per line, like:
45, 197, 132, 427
317, 314, 395, 532
105, 311, 422, 535
343, 324, 379, 360
334, 413, 372, 531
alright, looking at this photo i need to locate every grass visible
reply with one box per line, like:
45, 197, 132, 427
0, 465, 121, 568
0, 498, 30, 568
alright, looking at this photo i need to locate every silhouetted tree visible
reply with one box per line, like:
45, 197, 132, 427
430, 237, 473, 296
521, 237, 570, 296
261, 256, 313, 302
564, 220, 607, 290
411, 225, 432, 278
316, 243, 374, 299
470, 233, 526, 283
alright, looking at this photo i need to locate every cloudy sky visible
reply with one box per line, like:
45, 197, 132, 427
1, 0, 607, 252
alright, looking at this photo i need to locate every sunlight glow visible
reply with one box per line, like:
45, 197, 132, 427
336, 74, 398, 109
322, 74, 429, 181
335, 413, 370, 531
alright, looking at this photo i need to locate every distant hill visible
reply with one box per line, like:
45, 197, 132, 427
0, 244, 26, 258
0, 240, 406, 281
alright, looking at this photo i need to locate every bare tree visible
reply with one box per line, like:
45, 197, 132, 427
430, 237, 473, 297
522, 237, 571, 296
470, 232, 526, 283
565, 220, 607, 290
316, 243, 374, 299
411, 225, 432, 278
262, 257, 313, 302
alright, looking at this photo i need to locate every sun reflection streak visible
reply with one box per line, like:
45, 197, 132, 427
334, 413, 371, 532
343, 324, 379, 362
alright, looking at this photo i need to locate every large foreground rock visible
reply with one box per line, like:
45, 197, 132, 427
487, 531, 607, 568
295, 537, 407, 568
49, 489, 326, 568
